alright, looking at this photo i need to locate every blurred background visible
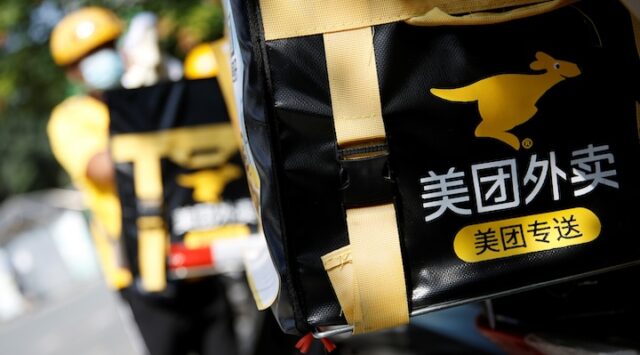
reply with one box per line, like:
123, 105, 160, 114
0, 0, 225, 202
0, 1, 231, 354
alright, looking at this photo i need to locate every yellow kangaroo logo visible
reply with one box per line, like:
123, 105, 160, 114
430, 52, 581, 150
177, 164, 242, 203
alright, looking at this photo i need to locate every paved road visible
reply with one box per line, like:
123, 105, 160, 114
0, 276, 503, 355
0, 281, 145, 355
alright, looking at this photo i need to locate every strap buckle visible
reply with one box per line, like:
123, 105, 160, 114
338, 143, 395, 208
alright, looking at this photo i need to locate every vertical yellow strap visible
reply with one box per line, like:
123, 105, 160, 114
90, 222, 132, 290
124, 140, 166, 292
132, 151, 163, 201
345, 205, 409, 333
211, 37, 237, 124
324, 28, 387, 145
211, 37, 246, 153
323, 27, 409, 333
137, 216, 167, 291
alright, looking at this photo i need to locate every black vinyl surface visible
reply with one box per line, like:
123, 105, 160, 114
237, 0, 640, 334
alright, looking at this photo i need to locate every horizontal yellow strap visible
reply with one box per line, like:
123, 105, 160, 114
183, 224, 250, 249
406, 0, 576, 26
259, 0, 558, 40
324, 28, 386, 145
260, 0, 428, 40
432, 0, 562, 15
137, 215, 164, 230
111, 124, 238, 201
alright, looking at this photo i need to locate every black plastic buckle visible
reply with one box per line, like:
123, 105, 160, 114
338, 143, 395, 208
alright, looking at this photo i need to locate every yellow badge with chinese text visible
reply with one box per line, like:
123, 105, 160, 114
454, 208, 601, 262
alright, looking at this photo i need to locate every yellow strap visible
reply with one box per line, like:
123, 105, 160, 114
406, 0, 576, 26
90, 222, 132, 290
259, 0, 428, 40
184, 224, 250, 249
323, 29, 386, 145
259, 0, 560, 40
211, 37, 239, 130
111, 125, 238, 179
137, 216, 167, 291
323, 27, 409, 334
321, 246, 357, 325
322, 206, 410, 333
211, 36, 252, 173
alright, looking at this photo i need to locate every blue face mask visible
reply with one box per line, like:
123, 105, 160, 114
78, 48, 124, 91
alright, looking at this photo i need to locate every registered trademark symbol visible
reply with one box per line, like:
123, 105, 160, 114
522, 138, 533, 149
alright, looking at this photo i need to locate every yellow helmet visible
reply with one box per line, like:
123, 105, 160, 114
50, 7, 123, 66
183, 43, 219, 79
